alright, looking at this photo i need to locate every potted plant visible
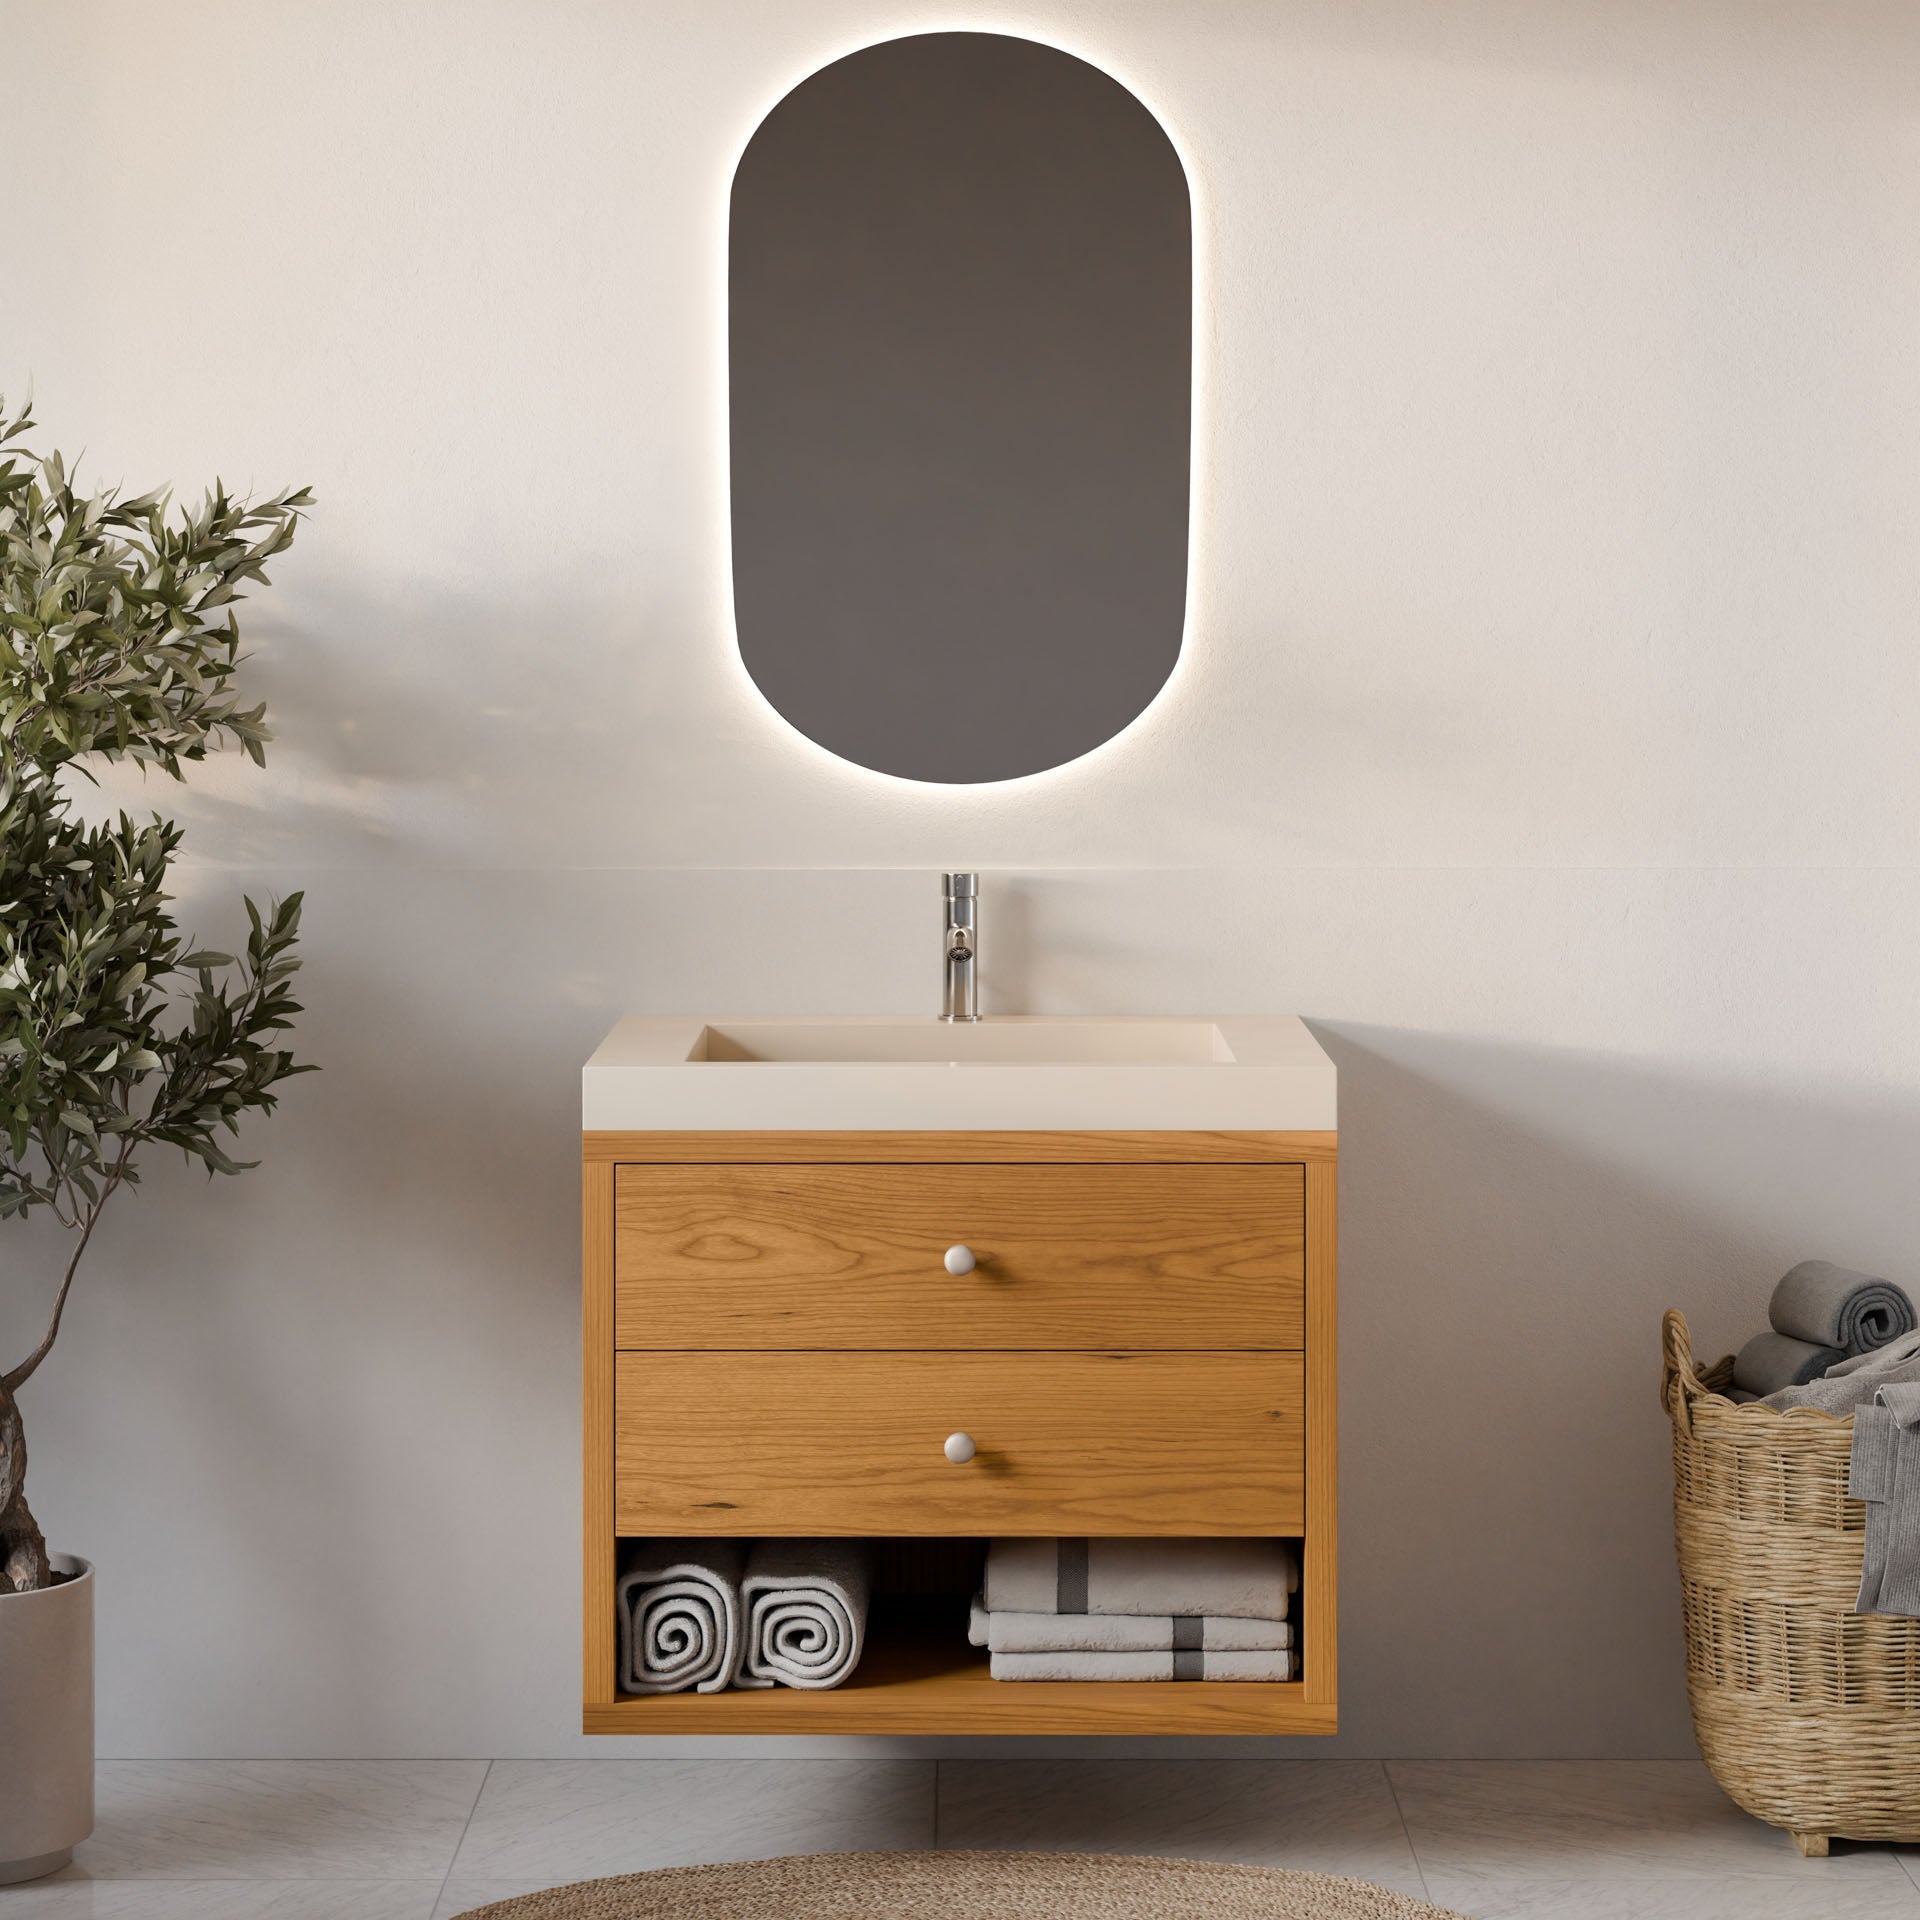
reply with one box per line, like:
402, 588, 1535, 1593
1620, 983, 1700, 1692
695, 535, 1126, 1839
0, 401, 313, 1882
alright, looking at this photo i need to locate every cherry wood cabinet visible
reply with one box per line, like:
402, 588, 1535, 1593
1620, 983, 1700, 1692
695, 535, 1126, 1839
583, 1128, 1336, 1735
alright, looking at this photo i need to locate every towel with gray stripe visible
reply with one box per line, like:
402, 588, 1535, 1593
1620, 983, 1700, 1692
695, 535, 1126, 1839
968, 1595, 1291, 1652
1729, 1260, 1918, 1400
988, 1649, 1292, 1681
985, 1537, 1297, 1618
979, 1539, 1295, 1681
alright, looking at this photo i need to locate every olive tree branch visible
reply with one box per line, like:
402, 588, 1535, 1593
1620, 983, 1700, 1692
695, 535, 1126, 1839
2, 1139, 130, 1393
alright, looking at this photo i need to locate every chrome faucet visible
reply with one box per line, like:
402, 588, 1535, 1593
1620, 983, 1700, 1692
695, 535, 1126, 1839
941, 872, 980, 1022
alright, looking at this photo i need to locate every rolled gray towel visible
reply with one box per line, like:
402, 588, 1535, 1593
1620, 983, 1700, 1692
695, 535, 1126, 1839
1733, 1329, 1845, 1397
1771, 1259, 1916, 1355
735, 1539, 870, 1690
616, 1539, 745, 1695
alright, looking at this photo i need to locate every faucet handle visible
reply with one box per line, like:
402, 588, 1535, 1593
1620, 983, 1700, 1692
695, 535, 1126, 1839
942, 871, 978, 899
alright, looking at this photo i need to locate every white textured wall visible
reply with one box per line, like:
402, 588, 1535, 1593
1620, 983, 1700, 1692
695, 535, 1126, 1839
3, 0, 1918, 1758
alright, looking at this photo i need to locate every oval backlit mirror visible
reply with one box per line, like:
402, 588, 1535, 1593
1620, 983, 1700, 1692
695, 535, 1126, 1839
729, 31, 1193, 784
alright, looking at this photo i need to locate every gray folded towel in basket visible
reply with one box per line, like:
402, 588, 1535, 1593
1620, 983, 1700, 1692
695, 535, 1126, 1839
617, 1539, 745, 1695
1761, 1329, 1920, 1413
1771, 1260, 1916, 1355
1850, 1381, 1920, 1619
735, 1539, 870, 1690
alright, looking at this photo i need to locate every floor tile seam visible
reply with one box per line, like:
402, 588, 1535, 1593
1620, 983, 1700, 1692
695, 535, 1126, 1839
1412, 1865, 1920, 1905
1379, 1760, 1435, 1902
1377, 1761, 1920, 1894
41, 1872, 459, 1883
1392, 1855, 1920, 1876
437, 1758, 495, 1903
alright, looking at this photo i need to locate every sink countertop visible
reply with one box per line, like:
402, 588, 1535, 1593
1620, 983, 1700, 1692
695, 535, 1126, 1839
583, 1015, 1335, 1133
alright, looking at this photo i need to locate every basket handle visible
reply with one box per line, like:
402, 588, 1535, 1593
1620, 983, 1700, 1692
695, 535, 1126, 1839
1663, 1308, 1711, 1437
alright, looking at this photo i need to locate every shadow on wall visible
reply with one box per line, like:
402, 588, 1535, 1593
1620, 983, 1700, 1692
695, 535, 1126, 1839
70, 573, 683, 871
1308, 1023, 1920, 1758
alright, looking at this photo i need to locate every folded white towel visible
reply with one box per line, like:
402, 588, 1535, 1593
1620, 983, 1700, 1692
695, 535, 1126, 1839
968, 1593, 1289, 1653
617, 1539, 745, 1695
985, 1538, 1297, 1620
990, 1648, 1293, 1682
735, 1539, 871, 1690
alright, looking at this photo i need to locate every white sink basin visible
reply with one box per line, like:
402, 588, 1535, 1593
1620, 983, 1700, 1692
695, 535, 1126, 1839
696, 1018, 1228, 1064
584, 1016, 1334, 1133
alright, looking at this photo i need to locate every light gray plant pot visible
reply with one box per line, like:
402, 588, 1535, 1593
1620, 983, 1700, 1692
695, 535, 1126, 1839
0, 1553, 93, 1883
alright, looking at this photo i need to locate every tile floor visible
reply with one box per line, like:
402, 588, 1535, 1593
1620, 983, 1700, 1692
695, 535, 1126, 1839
4, 1759, 1918, 1918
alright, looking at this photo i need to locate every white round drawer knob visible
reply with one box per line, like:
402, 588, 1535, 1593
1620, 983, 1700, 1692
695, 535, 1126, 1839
944, 1431, 977, 1464
944, 1244, 977, 1276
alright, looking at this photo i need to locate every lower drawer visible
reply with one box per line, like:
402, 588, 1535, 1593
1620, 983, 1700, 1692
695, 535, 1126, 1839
613, 1351, 1304, 1536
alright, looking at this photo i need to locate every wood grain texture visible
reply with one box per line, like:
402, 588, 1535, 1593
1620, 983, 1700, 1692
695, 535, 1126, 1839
581, 1158, 617, 1710
585, 1129, 1336, 1165
615, 1350, 1304, 1536
615, 1163, 1304, 1351
1302, 1155, 1338, 1717
584, 1623, 1333, 1734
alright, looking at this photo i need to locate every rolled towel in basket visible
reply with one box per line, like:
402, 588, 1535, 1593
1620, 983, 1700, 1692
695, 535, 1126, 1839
617, 1539, 745, 1695
968, 1593, 1290, 1653
990, 1648, 1292, 1682
1732, 1329, 1846, 1398
736, 1539, 871, 1690
985, 1538, 1296, 1620
1770, 1260, 1916, 1355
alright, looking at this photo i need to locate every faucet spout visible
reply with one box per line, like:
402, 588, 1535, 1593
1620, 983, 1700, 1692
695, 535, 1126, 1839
941, 872, 980, 1022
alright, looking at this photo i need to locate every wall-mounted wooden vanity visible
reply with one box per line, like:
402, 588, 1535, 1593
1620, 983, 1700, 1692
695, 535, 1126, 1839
582, 1017, 1336, 1735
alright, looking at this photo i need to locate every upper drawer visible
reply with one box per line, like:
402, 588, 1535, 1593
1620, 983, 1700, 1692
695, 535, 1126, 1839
614, 1162, 1304, 1350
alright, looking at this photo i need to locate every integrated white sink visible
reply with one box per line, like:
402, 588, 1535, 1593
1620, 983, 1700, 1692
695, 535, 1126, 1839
584, 1015, 1334, 1133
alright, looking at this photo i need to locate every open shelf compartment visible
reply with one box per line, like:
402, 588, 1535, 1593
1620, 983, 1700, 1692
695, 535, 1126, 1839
586, 1541, 1328, 1736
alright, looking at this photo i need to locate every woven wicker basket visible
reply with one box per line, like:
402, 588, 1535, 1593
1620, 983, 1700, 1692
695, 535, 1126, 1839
1663, 1309, 1920, 1856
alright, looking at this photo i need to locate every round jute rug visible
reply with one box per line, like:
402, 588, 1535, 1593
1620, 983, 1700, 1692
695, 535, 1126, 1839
449, 1850, 1464, 1919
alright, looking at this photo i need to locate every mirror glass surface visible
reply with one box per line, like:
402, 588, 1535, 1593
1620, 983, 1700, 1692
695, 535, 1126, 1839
730, 31, 1192, 783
